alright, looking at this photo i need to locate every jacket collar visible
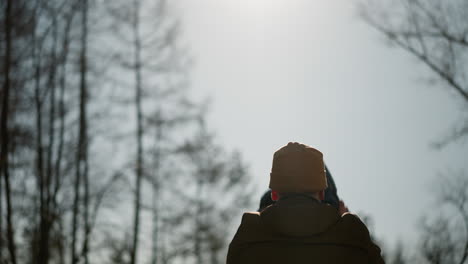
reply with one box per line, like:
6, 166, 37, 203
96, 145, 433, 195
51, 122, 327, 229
260, 195, 340, 237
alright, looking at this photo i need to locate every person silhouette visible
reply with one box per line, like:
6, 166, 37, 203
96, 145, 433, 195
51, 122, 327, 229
228, 142, 383, 264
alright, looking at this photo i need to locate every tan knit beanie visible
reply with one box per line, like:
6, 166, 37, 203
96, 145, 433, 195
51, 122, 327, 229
269, 142, 327, 193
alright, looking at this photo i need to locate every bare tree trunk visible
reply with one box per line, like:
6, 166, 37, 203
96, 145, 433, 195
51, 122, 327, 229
130, 0, 144, 263
210, 245, 219, 264
194, 181, 202, 264
45, 2, 59, 223
57, 218, 66, 264
0, 0, 11, 196
2, 152, 15, 264
71, 0, 90, 262
35, 40, 47, 264
32, 1, 47, 263
0, 0, 16, 262
79, 1, 91, 263
151, 113, 162, 264
151, 188, 159, 264
71, 168, 80, 264
53, 1, 76, 204
0, 168, 3, 262
38, 9, 60, 264
457, 209, 468, 264
46, 13, 58, 217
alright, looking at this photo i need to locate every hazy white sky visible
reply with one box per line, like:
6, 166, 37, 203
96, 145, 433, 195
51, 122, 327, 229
175, 0, 467, 248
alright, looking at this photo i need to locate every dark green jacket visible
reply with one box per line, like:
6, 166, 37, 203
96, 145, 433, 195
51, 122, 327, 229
227, 196, 384, 264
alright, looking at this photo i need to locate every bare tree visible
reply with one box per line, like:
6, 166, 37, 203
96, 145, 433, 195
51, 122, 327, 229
175, 119, 253, 264
391, 241, 407, 264
71, 0, 90, 263
146, 105, 199, 264
420, 216, 458, 264
359, 2, 468, 263
359, 0, 468, 147
419, 172, 468, 264
0, 0, 95, 263
1, 0, 253, 263
131, 0, 144, 261
105, 0, 194, 262
1, 0, 17, 263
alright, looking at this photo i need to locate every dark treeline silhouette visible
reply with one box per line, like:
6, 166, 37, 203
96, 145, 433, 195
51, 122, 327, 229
0, 0, 253, 264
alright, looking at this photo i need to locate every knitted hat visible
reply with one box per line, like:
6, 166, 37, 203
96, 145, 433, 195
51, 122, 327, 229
269, 142, 327, 192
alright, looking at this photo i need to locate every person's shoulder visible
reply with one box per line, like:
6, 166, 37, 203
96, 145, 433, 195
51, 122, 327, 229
229, 212, 261, 245
240, 211, 261, 227
341, 212, 366, 226
227, 212, 264, 264
339, 213, 385, 263
338, 213, 372, 241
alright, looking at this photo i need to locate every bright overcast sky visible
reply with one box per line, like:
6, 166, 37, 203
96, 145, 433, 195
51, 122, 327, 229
175, 0, 467, 248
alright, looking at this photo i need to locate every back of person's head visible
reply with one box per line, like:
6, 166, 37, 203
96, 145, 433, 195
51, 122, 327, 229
269, 142, 327, 195
259, 163, 340, 211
